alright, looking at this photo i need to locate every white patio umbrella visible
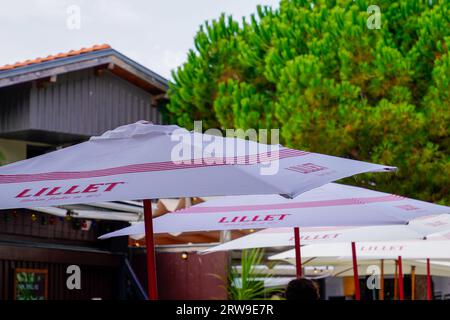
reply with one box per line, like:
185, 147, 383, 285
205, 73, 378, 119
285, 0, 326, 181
201, 214, 450, 254
308, 258, 450, 300
230, 260, 450, 300
200, 214, 450, 300
270, 239, 450, 300
270, 240, 450, 261
299, 259, 450, 278
99, 181, 449, 300
0, 121, 395, 299
305, 259, 450, 300
240, 259, 450, 277
326, 259, 450, 278
336, 259, 450, 301
100, 183, 450, 239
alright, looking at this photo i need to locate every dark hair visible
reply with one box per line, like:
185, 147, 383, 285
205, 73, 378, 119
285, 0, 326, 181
285, 278, 320, 300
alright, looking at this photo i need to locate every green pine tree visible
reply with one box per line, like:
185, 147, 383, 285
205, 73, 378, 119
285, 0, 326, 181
167, 0, 450, 205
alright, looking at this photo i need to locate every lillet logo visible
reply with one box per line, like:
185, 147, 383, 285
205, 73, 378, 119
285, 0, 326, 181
15, 182, 125, 198
218, 213, 290, 224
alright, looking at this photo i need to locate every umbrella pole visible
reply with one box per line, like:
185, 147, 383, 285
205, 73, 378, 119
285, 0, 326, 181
351, 242, 361, 300
294, 227, 302, 278
411, 265, 416, 301
398, 256, 404, 301
379, 259, 384, 300
426, 258, 432, 300
143, 199, 158, 300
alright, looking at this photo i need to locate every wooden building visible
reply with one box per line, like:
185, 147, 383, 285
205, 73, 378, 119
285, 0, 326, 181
0, 44, 167, 146
0, 44, 167, 300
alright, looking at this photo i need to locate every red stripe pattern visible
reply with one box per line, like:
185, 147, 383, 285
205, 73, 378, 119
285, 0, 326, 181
259, 226, 353, 234
0, 149, 308, 184
176, 194, 405, 214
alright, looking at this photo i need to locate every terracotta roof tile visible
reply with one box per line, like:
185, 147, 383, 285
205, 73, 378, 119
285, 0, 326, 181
0, 44, 111, 72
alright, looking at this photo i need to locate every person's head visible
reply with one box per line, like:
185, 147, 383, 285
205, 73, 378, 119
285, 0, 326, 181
285, 277, 320, 300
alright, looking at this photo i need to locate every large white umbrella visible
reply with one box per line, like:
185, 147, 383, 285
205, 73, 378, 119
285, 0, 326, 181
201, 214, 450, 253
99, 183, 450, 238
0, 122, 395, 208
270, 240, 450, 262
99, 181, 449, 300
200, 214, 450, 300
0, 121, 395, 299
270, 239, 450, 300
325, 260, 450, 278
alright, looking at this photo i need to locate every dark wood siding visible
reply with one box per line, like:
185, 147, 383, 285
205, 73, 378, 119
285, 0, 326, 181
131, 250, 229, 300
29, 69, 162, 137
0, 68, 163, 143
0, 83, 31, 133
157, 252, 229, 300
0, 258, 118, 300
0, 210, 125, 301
0, 209, 128, 247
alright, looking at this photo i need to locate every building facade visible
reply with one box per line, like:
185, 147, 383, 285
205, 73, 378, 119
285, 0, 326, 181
0, 44, 167, 300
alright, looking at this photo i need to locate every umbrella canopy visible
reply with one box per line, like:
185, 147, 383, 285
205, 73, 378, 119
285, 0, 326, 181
269, 239, 450, 298
0, 121, 396, 300
307, 260, 450, 278
98, 183, 450, 239
0, 121, 395, 210
234, 260, 450, 278
269, 240, 450, 262
201, 214, 450, 254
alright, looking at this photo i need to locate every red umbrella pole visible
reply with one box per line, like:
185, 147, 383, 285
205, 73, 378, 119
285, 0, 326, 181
379, 259, 384, 300
427, 258, 432, 300
294, 227, 302, 278
398, 256, 404, 300
143, 199, 158, 300
351, 242, 361, 300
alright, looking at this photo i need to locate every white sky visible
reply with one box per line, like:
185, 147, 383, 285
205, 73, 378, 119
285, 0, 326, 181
0, 0, 280, 80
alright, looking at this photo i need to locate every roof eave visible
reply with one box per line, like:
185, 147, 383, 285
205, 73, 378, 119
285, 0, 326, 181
0, 49, 168, 93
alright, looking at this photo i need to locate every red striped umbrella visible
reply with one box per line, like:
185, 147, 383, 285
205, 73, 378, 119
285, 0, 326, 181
0, 121, 396, 299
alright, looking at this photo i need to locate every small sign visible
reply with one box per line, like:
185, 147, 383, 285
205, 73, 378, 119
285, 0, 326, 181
14, 268, 48, 300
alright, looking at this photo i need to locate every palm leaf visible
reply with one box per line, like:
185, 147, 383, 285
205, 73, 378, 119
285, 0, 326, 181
228, 248, 281, 300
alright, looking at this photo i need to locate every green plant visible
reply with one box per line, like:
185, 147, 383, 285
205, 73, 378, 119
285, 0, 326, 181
228, 248, 281, 300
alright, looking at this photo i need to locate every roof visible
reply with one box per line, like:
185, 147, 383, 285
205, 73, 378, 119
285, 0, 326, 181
0, 44, 168, 93
0, 44, 111, 71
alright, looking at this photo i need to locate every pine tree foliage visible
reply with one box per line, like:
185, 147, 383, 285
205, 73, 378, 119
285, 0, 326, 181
167, 0, 450, 204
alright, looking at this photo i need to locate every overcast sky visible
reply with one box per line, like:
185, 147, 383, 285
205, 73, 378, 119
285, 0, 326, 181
0, 0, 280, 80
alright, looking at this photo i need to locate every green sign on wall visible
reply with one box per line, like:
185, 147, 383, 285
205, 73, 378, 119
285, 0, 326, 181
14, 268, 48, 300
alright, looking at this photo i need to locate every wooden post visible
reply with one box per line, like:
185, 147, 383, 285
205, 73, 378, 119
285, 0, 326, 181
427, 258, 432, 300
379, 259, 384, 300
411, 266, 416, 301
